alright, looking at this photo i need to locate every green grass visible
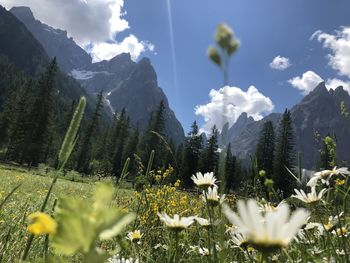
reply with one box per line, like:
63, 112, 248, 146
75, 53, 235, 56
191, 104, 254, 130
0, 164, 133, 262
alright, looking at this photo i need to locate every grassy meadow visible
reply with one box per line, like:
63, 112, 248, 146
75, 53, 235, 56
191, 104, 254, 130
1, 162, 350, 262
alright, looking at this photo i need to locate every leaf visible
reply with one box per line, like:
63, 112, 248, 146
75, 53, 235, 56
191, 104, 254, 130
52, 198, 95, 255
99, 211, 135, 240
93, 182, 114, 211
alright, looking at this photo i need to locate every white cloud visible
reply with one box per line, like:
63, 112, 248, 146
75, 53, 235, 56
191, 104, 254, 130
289, 71, 350, 94
288, 71, 324, 95
195, 86, 274, 134
326, 78, 350, 93
269, 56, 291, 70
90, 35, 155, 62
2, 0, 154, 61
312, 27, 350, 78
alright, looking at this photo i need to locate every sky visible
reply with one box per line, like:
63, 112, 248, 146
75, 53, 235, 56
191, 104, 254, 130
1, 0, 350, 133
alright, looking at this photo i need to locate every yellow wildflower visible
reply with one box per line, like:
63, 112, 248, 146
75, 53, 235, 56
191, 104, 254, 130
27, 212, 57, 235
335, 178, 346, 186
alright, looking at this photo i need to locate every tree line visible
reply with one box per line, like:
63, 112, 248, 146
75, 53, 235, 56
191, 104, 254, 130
0, 55, 335, 197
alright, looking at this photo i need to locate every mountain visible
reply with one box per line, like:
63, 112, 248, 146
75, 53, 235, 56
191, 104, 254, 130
0, 5, 108, 123
230, 82, 350, 169
291, 82, 350, 168
104, 56, 185, 143
0, 5, 47, 75
11, 6, 185, 143
227, 112, 255, 143
10, 6, 91, 73
231, 113, 281, 158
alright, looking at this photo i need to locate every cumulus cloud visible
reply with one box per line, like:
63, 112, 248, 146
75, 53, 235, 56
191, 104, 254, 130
326, 78, 350, 93
195, 86, 274, 134
288, 71, 324, 95
312, 27, 350, 78
90, 35, 155, 62
269, 56, 291, 70
289, 71, 350, 94
1, 0, 154, 61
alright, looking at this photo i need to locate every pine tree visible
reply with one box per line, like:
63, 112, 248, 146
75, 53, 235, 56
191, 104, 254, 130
138, 101, 166, 168
4, 79, 35, 162
175, 143, 184, 175
181, 121, 203, 188
6, 59, 58, 165
256, 121, 275, 177
273, 109, 295, 197
27, 58, 58, 165
224, 143, 236, 193
76, 90, 104, 173
121, 126, 140, 179
112, 115, 130, 177
318, 135, 336, 170
199, 125, 219, 174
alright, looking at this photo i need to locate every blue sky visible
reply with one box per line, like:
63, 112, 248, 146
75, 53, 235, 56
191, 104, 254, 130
2, 0, 350, 133
122, 0, 350, 132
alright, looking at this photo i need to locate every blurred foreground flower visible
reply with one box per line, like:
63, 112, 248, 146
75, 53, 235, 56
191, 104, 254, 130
292, 187, 327, 204
27, 212, 57, 235
158, 212, 195, 231
191, 172, 218, 189
223, 199, 309, 252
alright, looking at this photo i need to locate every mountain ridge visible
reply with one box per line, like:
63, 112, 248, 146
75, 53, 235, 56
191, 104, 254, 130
229, 82, 350, 169
10, 6, 185, 144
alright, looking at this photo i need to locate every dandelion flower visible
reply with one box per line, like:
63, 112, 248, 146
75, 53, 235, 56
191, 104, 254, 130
126, 230, 143, 243
191, 172, 218, 189
27, 212, 57, 235
202, 186, 225, 206
292, 187, 327, 204
307, 167, 350, 187
222, 199, 309, 252
157, 212, 195, 231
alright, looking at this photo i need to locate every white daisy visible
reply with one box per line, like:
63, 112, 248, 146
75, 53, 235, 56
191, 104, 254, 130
191, 172, 218, 189
108, 255, 139, 263
258, 200, 285, 214
194, 217, 211, 228
202, 186, 225, 206
222, 199, 309, 251
291, 187, 327, 204
198, 247, 210, 256
307, 167, 350, 187
332, 227, 348, 237
229, 232, 249, 249
126, 230, 143, 243
157, 212, 195, 231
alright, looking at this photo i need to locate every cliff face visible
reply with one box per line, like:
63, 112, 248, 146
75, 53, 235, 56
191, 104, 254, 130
12, 6, 185, 144
11, 6, 91, 73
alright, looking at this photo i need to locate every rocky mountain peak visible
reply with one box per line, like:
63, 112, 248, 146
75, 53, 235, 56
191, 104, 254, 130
11, 6, 92, 72
9, 6, 35, 22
